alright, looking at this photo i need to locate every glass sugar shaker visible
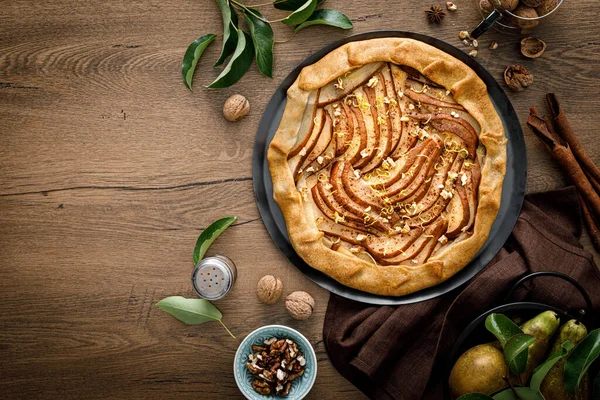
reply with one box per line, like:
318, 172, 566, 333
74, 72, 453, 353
191, 254, 237, 300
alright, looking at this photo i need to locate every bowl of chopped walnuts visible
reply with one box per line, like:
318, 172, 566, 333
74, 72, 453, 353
233, 325, 317, 399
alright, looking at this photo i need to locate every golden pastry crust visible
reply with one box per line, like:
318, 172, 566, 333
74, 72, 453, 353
268, 38, 506, 296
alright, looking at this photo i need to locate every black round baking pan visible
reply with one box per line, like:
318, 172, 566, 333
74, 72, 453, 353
252, 30, 527, 305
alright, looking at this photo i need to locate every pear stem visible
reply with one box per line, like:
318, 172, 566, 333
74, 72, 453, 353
503, 376, 521, 399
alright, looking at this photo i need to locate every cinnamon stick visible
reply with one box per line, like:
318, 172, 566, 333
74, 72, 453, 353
527, 112, 600, 218
546, 93, 600, 183
586, 171, 600, 197
579, 193, 600, 253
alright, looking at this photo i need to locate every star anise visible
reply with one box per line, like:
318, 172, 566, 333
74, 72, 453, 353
425, 5, 446, 24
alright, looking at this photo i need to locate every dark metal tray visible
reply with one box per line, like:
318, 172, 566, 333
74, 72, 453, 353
252, 31, 526, 305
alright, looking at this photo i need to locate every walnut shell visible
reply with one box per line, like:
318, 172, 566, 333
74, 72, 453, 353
504, 64, 534, 91
512, 5, 539, 33
223, 94, 249, 122
285, 291, 315, 320
499, 0, 519, 11
479, 0, 495, 13
521, 37, 547, 58
536, 0, 559, 16
256, 275, 283, 304
522, 0, 543, 7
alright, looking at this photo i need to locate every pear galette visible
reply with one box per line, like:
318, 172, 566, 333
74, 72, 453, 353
268, 38, 506, 296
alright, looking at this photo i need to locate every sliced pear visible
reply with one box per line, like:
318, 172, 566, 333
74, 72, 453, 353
364, 227, 424, 259
462, 159, 481, 232
445, 184, 470, 238
334, 101, 354, 157
413, 153, 460, 213
404, 89, 465, 111
388, 139, 442, 201
289, 108, 324, 176
370, 139, 433, 187
361, 74, 393, 172
380, 65, 403, 154
352, 87, 379, 169
376, 218, 447, 265
289, 92, 320, 158
298, 110, 333, 180
317, 62, 385, 107
408, 112, 479, 158
385, 141, 439, 197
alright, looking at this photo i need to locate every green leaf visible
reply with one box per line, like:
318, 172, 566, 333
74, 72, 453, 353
281, 0, 317, 25
243, 8, 274, 78
486, 313, 524, 347
457, 394, 495, 400
181, 34, 217, 91
493, 387, 543, 400
193, 216, 237, 264
565, 329, 600, 394
274, 0, 324, 11
214, 0, 239, 66
207, 28, 254, 88
294, 9, 353, 32
593, 372, 600, 399
530, 341, 574, 393
504, 333, 536, 375
156, 296, 235, 338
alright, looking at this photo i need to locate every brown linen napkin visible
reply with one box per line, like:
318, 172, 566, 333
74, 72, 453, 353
323, 187, 600, 400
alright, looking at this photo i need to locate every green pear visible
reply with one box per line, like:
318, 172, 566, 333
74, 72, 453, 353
448, 342, 509, 398
541, 319, 589, 400
518, 310, 561, 383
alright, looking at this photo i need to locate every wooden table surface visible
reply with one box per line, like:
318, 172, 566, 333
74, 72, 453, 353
1, 1, 599, 398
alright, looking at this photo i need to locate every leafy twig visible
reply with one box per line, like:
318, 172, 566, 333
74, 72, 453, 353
503, 376, 522, 400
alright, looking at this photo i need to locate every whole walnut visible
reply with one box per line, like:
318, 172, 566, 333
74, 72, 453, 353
285, 291, 315, 320
256, 275, 283, 304
504, 64, 534, 91
535, 0, 559, 15
498, 0, 519, 11
223, 94, 249, 122
512, 5, 539, 33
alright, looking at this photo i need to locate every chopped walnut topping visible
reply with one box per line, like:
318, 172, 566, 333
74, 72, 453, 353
360, 148, 370, 158
469, 49, 478, 57
354, 170, 361, 179
364, 206, 372, 212
438, 235, 449, 245
247, 337, 306, 397
333, 109, 341, 117
334, 212, 345, 224
317, 156, 324, 164
400, 116, 410, 122
356, 233, 367, 241
299, 148, 307, 156
459, 31, 470, 40
461, 173, 468, 186
367, 76, 379, 88
441, 189, 453, 200
408, 103, 415, 110
472, 39, 479, 48
489, 41, 499, 50
305, 166, 315, 173
350, 246, 362, 253
448, 172, 458, 180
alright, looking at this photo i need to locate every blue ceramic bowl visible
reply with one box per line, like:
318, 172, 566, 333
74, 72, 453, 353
234, 325, 317, 400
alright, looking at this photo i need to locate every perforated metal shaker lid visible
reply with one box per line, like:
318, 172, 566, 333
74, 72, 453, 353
191, 255, 236, 300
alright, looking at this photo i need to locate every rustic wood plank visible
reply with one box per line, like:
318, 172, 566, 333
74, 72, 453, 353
1, 0, 599, 399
